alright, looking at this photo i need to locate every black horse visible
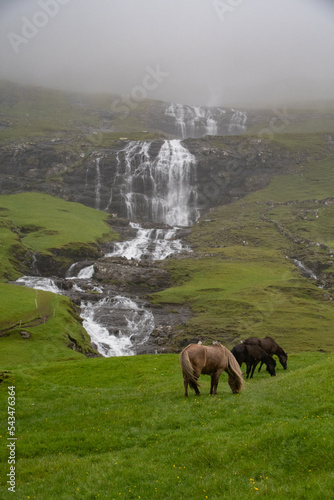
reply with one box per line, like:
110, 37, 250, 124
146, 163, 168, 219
243, 336, 288, 371
231, 343, 276, 379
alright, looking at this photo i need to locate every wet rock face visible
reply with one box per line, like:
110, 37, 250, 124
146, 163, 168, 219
141, 102, 252, 138
49, 260, 191, 355
94, 257, 170, 292
0, 136, 311, 217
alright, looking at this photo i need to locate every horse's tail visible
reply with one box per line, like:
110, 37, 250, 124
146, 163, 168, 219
226, 348, 244, 393
180, 347, 200, 391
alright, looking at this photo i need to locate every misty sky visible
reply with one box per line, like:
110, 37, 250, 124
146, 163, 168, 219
1, 0, 334, 107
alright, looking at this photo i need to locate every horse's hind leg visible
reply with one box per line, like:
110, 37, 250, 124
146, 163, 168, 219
183, 378, 188, 397
189, 379, 200, 396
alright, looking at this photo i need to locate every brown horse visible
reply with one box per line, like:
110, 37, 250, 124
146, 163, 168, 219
243, 336, 288, 371
180, 343, 244, 397
231, 343, 276, 378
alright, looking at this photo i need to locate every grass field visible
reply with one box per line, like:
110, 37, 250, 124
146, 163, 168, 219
0, 192, 118, 281
0, 351, 333, 499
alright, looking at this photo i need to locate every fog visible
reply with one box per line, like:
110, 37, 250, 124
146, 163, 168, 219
1, 0, 334, 107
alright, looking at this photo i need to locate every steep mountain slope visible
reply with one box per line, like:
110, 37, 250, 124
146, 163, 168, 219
1, 81, 334, 355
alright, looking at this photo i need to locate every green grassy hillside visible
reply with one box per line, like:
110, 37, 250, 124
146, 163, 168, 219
0, 283, 97, 365
0, 192, 118, 281
0, 193, 119, 359
0, 352, 333, 499
151, 136, 334, 352
0, 80, 156, 142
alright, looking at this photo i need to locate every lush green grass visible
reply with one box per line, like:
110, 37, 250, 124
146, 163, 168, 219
152, 251, 334, 352
0, 283, 97, 365
0, 193, 116, 254
246, 158, 334, 204
0, 192, 118, 281
0, 351, 333, 499
0, 219, 25, 281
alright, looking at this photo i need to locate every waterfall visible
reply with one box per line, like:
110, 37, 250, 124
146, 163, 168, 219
77, 265, 95, 279
228, 110, 247, 134
15, 138, 201, 358
16, 276, 61, 294
293, 259, 318, 280
106, 222, 188, 261
114, 139, 198, 226
95, 157, 102, 210
165, 103, 187, 138
166, 103, 219, 138
72, 138, 199, 355
80, 296, 155, 356
206, 117, 218, 136
165, 103, 247, 138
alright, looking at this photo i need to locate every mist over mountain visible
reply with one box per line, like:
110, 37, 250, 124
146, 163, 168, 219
1, 0, 334, 107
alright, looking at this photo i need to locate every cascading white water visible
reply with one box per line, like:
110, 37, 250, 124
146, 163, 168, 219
16, 276, 61, 294
114, 139, 198, 226
80, 296, 155, 356
15, 139, 200, 358
166, 103, 222, 138
95, 157, 102, 210
165, 103, 187, 138
206, 117, 218, 136
106, 222, 187, 261
15, 273, 155, 357
66, 264, 95, 280
293, 259, 318, 280
228, 110, 247, 134
165, 103, 247, 138
82, 138, 199, 355
77, 265, 95, 279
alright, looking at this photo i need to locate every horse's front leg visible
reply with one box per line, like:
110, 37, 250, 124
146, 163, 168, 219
210, 375, 215, 395
210, 371, 221, 395
258, 361, 264, 372
250, 361, 259, 378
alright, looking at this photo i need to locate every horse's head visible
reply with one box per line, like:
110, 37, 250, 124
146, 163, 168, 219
228, 374, 243, 394
266, 357, 276, 377
279, 353, 288, 370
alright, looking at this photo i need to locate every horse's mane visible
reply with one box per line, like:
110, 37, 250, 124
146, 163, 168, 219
264, 337, 287, 357
277, 345, 287, 357
224, 346, 244, 392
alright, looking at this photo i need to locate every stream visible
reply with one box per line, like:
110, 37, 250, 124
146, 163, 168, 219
15, 139, 198, 356
15, 137, 330, 356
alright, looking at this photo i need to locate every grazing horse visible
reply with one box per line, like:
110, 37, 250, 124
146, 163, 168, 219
244, 336, 288, 371
231, 343, 276, 379
180, 343, 244, 397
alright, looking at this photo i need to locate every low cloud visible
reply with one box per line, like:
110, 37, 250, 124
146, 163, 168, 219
1, 0, 334, 107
